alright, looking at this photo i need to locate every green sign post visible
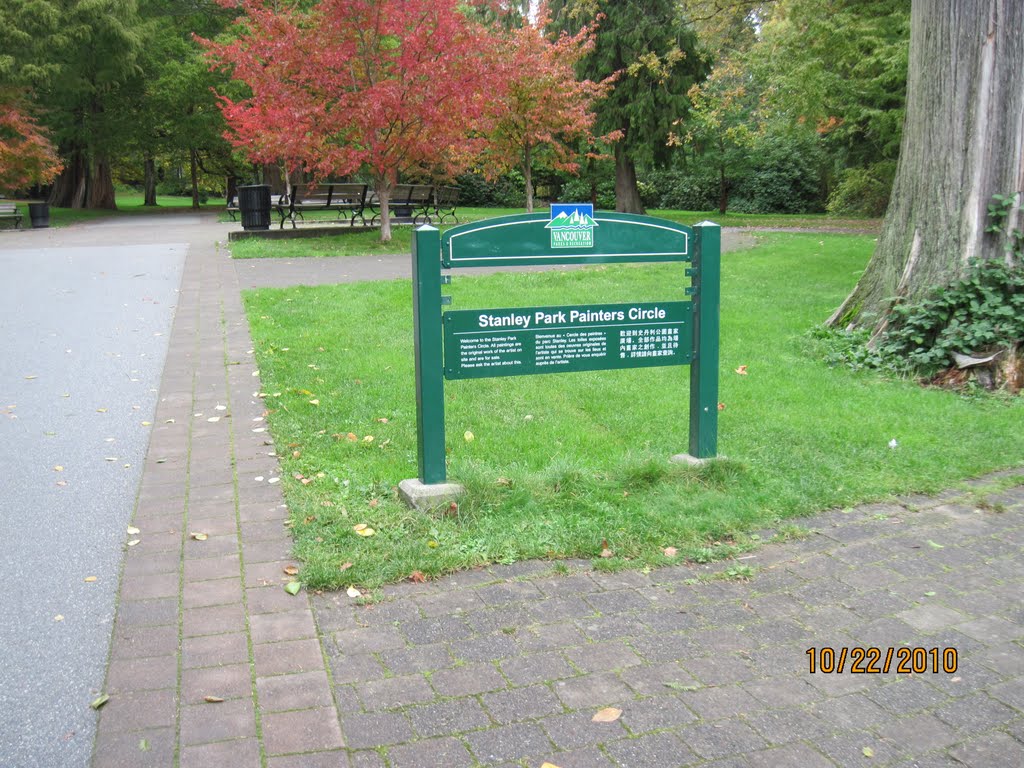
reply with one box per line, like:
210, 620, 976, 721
408, 210, 720, 493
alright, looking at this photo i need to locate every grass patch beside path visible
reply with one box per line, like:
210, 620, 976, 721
229, 207, 881, 259
3, 193, 222, 228
243, 232, 1022, 589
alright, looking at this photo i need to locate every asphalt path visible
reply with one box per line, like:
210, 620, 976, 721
0, 239, 185, 768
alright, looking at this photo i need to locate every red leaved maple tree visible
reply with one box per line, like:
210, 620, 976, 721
484, 3, 618, 212
0, 96, 62, 193
205, 0, 507, 241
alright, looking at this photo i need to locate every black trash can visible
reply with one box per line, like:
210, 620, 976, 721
237, 184, 271, 231
28, 202, 50, 229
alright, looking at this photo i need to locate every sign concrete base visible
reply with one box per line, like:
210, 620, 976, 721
670, 453, 718, 467
399, 478, 466, 511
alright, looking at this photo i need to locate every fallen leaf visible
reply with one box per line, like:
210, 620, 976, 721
90, 694, 110, 710
339, 562, 353, 572
207, 416, 220, 423
540, 763, 562, 768
84, 576, 97, 583
464, 430, 475, 442
284, 581, 302, 595
600, 538, 613, 559
592, 707, 622, 723
53, 465, 64, 472
346, 586, 362, 598
309, 399, 319, 406
283, 565, 299, 576
927, 540, 944, 549
353, 524, 376, 537
190, 532, 208, 541
496, 477, 512, 487
56, 480, 68, 487
368, 499, 379, 509
663, 546, 678, 557
734, 365, 748, 375
127, 539, 140, 547
408, 571, 427, 583
138, 738, 149, 752
141, 421, 151, 426
292, 450, 301, 458
127, 526, 140, 535
25, 375, 38, 380
54, 615, 64, 622
346, 432, 358, 441
363, 435, 374, 443
376, 417, 389, 423
215, 405, 226, 411
862, 746, 875, 758
203, 695, 224, 703
717, 402, 726, 410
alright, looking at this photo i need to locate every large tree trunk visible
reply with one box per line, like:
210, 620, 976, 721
143, 155, 157, 206
48, 151, 88, 208
829, 0, 1023, 331
86, 157, 116, 209
614, 142, 645, 214
190, 149, 201, 210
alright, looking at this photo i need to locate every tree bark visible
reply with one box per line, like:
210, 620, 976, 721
829, 0, 1024, 330
524, 141, 534, 213
143, 155, 157, 206
614, 142, 646, 214
375, 177, 394, 243
86, 157, 116, 209
190, 149, 201, 210
48, 151, 88, 208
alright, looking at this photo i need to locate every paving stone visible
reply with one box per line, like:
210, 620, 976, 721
253, 638, 327, 678
357, 673, 434, 710
181, 662, 252, 703
387, 736, 475, 768
97, 689, 177, 733
464, 722, 553, 763
182, 631, 249, 669
540, 709, 627, 749
564, 640, 642, 674
531, 573, 601, 597
182, 602, 246, 637
482, 684, 564, 724
475, 581, 543, 606
808, 692, 892, 730
988, 677, 1024, 710
681, 685, 765, 721
603, 732, 695, 767
742, 676, 821, 708
899, 604, 971, 632
430, 663, 507, 696
578, 614, 649, 642
450, 635, 520, 662
114, 596, 178, 627
815, 730, 906, 766
744, 742, 838, 768
342, 713, 412, 750
552, 672, 633, 710
501, 650, 576, 685
92, 726, 176, 768
262, 707, 345, 754
347, 750, 387, 768
934, 692, 1019, 733
682, 652, 758, 686
871, 712, 960, 753
378, 643, 453, 675
105, 653, 178, 693
956, 616, 1024, 643
179, 738, 261, 768
407, 698, 492, 738
266, 752, 349, 768
325, 650, 386, 684
947, 731, 1024, 768
678, 719, 768, 760
618, 661, 701, 697
256, 670, 334, 712
516, 622, 588, 652
250, 609, 317, 644
401, 615, 473, 645
535, 746, 616, 768
466, 605, 537, 635
745, 705, 831, 745
619, 695, 697, 733
179, 698, 256, 745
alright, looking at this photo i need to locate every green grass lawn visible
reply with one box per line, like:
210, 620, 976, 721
242, 232, 1022, 590
1, 193, 223, 228
229, 207, 881, 259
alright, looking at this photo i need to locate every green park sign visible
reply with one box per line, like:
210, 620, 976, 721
410, 208, 721, 487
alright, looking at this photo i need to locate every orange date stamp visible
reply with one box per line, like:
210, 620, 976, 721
806, 646, 958, 674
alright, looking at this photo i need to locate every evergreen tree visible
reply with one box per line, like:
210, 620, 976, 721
551, 0, 707, 213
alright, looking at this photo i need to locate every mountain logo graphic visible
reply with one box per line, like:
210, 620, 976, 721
546, 203, 597, 248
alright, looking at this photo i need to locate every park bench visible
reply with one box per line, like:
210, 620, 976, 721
0, 202, 23, 230
365, 184, 459, 226
281, 182, 368, 229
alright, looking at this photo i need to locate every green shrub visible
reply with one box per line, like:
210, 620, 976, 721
827, 162, 895, 217
454, 171, 526, 207
732, 133, 827, 214
645, 168, 719, 211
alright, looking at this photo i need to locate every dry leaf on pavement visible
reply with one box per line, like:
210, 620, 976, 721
592, 707, 622, 723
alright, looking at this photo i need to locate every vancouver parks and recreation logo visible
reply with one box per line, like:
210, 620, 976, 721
545, 203, 597, 249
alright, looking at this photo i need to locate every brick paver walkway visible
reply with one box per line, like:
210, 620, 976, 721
89, 215, 1023, 767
